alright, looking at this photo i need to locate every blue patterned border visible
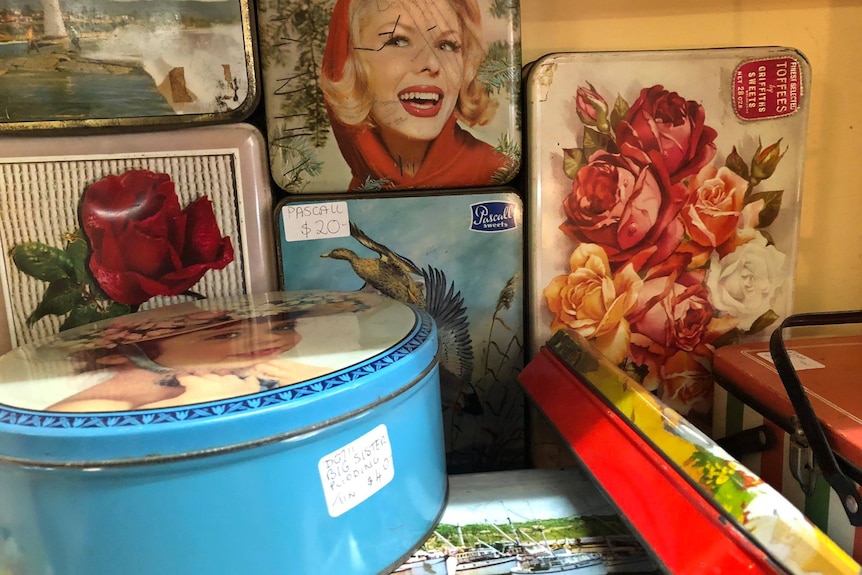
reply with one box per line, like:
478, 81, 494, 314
0, 311, 432, 430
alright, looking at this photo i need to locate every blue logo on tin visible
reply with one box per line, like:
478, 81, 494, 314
470, 201, 518, 232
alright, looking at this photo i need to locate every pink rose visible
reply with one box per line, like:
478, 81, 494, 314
560, 151, 689, 272
616, 85, 718, 183
658, 351, 714, 416
628, 260, 715, 388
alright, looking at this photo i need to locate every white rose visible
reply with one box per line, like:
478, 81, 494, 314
706, 233, 787, 331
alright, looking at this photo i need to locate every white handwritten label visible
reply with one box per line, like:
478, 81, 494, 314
318, 424, 395, 517
283, 202, 350, 242
757, 350, 826, 370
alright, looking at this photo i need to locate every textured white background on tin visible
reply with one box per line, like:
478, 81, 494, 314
318, 424, 395, 518
0, 151, 247, 347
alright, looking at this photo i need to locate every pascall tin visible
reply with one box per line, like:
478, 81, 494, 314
0, 123, 276, 353
525, 47, 811, 427
0, 0, 258, 133
256, 0, 522, 193
0, 290, 446, 575
275, 189, 525, 473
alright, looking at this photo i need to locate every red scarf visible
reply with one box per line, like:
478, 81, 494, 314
331, 115, 508, 190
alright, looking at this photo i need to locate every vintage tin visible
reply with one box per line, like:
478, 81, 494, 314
520, 328, 860, 575
0, 289, 446, 575
713, 324, 862, 562
390, 467, 659, 575
275, 189, 526, 473
0, 0, 258, 133
255, 0, 522, 193
0, 123, 277, 353
525, 47, 811, 426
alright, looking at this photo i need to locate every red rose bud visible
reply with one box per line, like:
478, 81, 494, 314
750, 139, 785, 183
80, 170, 234, 306
575, 83, 610, 132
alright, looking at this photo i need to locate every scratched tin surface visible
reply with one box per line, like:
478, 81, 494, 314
0, 123, 276, 352
275, 189, 526, 472
0, 0, 258, 132
525, 47, 810, 427
256, 0, 522, 193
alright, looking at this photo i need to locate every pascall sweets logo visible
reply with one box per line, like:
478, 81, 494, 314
733, 56, 804, 120
470, 201, 520, 232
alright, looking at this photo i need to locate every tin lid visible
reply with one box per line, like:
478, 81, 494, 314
0, 290, 437, 466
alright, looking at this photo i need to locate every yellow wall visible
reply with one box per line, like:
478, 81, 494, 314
522, 1, 862, 313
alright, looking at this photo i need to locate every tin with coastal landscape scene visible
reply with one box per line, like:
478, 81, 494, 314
275, 189, 526, 473
0, 0, 258, 132
0, 123, 276, 354
525, 47, 811, 434
256, 0, 522, 193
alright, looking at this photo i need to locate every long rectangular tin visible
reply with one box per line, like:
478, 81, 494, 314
256, 0, 522, 193
275, 189, 526, 472
0, 123, 276, 352
0, 0, 259, 132
525, 47, 810, 425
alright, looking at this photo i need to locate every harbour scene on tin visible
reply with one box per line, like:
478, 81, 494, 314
0, 0, 250, 123
390, 468, 663, 575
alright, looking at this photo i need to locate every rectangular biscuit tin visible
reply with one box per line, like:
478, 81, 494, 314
0, 289, 446, 575
525, 47, 811, 425
713, 331, 862, 561
255, 0, 522, 193
275, 189, 526, 472
0, 0, 259, 132
0, 123, 277, 353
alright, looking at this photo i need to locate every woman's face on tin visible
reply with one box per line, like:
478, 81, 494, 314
154, 317, 301, 370
354, 0, 465, 145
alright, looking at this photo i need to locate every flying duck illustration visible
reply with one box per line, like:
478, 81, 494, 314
322, 224, 481, 415
321, 223, 425, 306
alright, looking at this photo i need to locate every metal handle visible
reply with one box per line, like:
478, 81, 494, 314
769, 310, 862, 526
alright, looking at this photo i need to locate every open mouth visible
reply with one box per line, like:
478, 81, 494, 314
398, 87, 443, 117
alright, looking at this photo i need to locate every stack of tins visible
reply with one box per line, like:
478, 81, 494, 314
713, 312, 862, 562
0, 290, 447, 575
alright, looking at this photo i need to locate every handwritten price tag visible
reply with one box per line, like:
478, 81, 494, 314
282, 202, 350, 242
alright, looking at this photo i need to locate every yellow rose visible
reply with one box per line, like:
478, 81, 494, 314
543, 244, 642, 364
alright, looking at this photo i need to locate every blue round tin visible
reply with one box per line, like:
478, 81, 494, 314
0, 291, 446, 575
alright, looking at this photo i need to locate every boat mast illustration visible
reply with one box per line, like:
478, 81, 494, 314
42, 0, 68, 39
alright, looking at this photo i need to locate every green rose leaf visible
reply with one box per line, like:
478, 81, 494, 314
26, 278, 82, 326
582, 126, 612, 158
712, 327, 743, 349
562, 147, 586, 180
725, 146, 750, 181
747, 309, 780, 335
746, 189, 784, 228
609, 94, 630, 131
11, 243, 74, 281
60, 300, 131, 331
64, 229, 91, 284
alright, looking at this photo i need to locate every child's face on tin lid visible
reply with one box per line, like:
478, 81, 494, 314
152, 316, 301, 370
355, 0, 464, 144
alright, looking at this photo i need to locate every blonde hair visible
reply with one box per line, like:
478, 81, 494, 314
320, 0, 497, 129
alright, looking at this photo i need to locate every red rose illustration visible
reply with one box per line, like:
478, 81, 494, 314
559, 151, 688, 273
80, 170, 234, 306
616, 85, 718, 183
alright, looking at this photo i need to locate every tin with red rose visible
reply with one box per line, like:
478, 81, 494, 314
0, 123, 277, 353
524, 47, 811, 464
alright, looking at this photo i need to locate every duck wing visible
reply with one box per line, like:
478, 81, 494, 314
422, 265, 481, 414
350, 223, 423, 276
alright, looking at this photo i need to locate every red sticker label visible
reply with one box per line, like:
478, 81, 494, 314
733, 57, 803, 120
